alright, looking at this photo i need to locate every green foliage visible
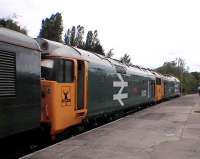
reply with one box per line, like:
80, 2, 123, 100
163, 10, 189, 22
0, 18, 27, 35
120, 53, 132, 66
85, 30, 93, 50
38, 12, 63, 42
191, 72, 200, 85
64, 29, 70, 45
92, 42, 104, 56
70, 26, 76, 46
106, 49, 114, 58
182, 72, 198, 93
85, 30, 104, 55
65, 25, 85, 49
156, 58, 199, 94
64, 27, 104, 55
75, 25, 85, 48
65, 26, 82, 47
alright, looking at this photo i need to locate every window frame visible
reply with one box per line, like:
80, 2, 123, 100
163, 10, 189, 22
156, 78, 161, 85
54, 58, 75, 83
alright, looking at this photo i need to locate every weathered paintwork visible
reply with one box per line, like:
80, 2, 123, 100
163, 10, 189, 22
164, 76, 181, 99
37, 38, 156, 119
82, 55, 156, 117
0, 28, 41, 139
40, 58, 88, 136
0, 30, 181, 139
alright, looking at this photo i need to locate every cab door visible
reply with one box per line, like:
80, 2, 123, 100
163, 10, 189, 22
155, 78, 162, 102
76, 60, 88, 116
41, 58, 88, 136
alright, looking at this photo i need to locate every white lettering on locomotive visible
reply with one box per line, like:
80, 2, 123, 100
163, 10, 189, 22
113, 73, 128, 106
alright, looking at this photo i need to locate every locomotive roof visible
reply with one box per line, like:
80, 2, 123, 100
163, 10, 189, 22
36, 38, 156, 79
36, 38, 181, 81
0, 28, 40, 51
164, 75, 180, 82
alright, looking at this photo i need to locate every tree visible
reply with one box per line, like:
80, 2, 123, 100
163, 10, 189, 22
176, 57, 185, 83
156, 58, 199, 94
38, 12, 63, 42
156, 58, 186, 81
75, 25, 84, 48
182, 72, 198, 93
64, 25, 85, 48
64, 29, 71, 45
191, 72, 200, 81
0, 18, 27, 35
93, 41, 104, 55
85, 30, 93, 51
191, 72, 200, 85
85, 30, 104, 55
157, 60, 179, 77
64, 26, 104, 55
106, 49, 114, 58
92, 30, 104, 55
69, 26, 76, 46
120, 53, 132, 66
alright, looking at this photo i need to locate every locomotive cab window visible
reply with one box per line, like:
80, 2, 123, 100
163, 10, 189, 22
156, 78, 161, 85
41, 59, 54, 80
56, 59, 74, 83
41, 59, 74, 83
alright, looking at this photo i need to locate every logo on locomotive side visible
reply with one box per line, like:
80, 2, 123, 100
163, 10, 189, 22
113, 73, 128, 106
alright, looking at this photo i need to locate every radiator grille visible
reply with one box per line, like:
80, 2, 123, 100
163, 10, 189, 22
0, 50, 16, 97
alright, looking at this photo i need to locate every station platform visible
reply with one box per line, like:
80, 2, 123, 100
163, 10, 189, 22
22, 94, 200, 159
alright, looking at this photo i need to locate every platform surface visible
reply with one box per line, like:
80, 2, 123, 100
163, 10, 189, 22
22, 94, 200, 159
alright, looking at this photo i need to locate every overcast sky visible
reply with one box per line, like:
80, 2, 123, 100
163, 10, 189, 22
1, 0, 200, 71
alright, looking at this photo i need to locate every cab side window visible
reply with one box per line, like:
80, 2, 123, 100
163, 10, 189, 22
156, 78, 161, 85
56, 59, 74, 83
64, 60, 74, 83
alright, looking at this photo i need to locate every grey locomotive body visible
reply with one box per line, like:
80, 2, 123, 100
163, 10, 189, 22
0, 28, 41, 139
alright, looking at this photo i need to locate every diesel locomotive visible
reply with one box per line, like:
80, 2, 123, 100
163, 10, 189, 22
0, 28, 41, 139
0, 28, 181, 139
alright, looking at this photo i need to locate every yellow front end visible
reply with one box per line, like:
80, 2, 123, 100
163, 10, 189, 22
41, 80, 87, 136
40, 58, 88, 137
155, 85, 162, 102
155, 77, 164, 102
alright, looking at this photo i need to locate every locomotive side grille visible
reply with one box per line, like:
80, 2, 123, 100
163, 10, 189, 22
0, 50, 16, 97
